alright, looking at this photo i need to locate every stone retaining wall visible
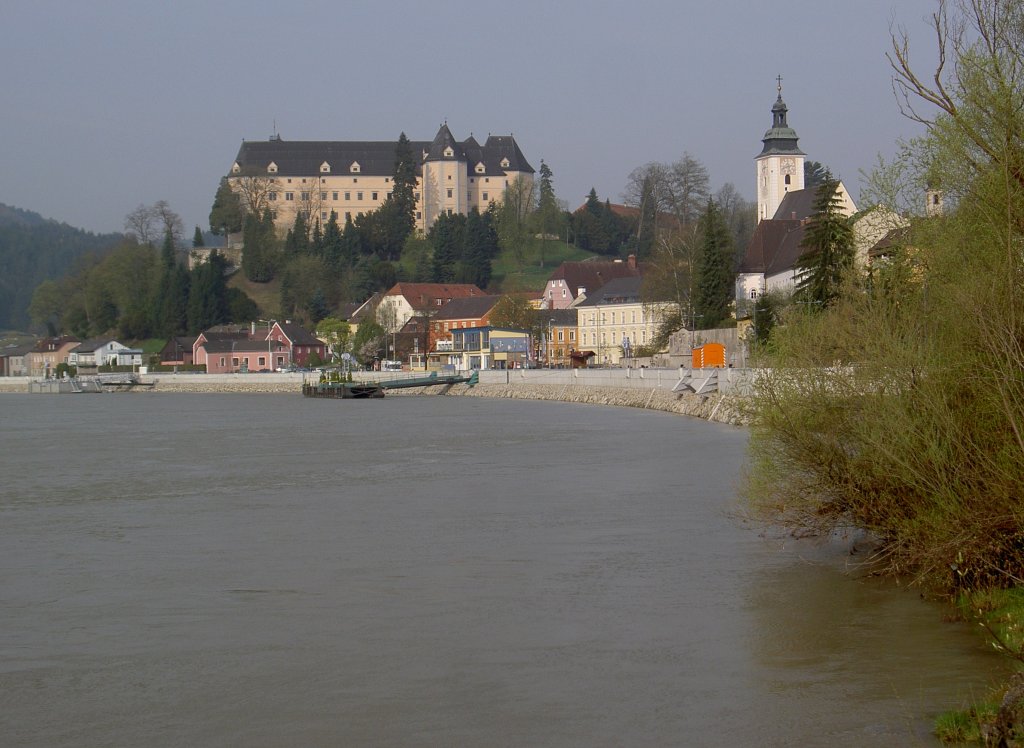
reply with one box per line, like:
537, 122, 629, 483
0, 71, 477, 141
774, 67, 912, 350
3, 374, 749, 425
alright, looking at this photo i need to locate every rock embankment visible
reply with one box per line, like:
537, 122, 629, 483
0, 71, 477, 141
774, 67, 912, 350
389, 382, 750, 426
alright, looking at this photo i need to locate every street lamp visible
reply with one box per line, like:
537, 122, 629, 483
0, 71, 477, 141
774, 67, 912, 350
548, 318, 555, 367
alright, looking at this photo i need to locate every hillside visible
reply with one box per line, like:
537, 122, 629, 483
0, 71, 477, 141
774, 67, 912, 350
0, 203, 123, 330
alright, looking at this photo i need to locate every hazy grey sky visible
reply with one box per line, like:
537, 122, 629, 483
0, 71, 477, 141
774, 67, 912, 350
1, 0, 940, 236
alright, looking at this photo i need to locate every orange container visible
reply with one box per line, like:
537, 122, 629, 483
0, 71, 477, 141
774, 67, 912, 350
691, 343, 726, 368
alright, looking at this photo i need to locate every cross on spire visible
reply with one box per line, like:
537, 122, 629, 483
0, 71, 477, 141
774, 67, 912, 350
776, 75, 783, 95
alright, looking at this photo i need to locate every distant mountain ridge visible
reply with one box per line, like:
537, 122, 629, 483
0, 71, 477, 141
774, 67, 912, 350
0, 203, 124, 330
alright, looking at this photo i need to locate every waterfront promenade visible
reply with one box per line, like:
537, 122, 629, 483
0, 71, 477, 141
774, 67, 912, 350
0, 368, 753, 425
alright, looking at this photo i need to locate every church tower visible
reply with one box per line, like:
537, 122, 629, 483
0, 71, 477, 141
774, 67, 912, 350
756, 78, 805, 222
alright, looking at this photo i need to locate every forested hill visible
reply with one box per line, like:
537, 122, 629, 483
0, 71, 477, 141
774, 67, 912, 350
0, 204, 122, 330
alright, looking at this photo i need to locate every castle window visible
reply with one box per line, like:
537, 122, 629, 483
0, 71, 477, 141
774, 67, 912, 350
444, 147, 454, 157
447, 175, 452, 181
345, 192, 350, 200
320, 162, 331, 173
285, 192, 294, 201
357, 192, 363, 201
301, 192, 310, 201
415, 192, 420, 200
350, 162, 361, 173
321, 212, 328, 221
372, 192, 378, 201
333, 192, 338, 200
384, 178, 390, 183
416, 211, 422, 220
482, 192, 488, 201
320, 192, 327, 200
353, 178, 358, 183
784, 175, 791, 185
485, 178, 490, 183
268, 192, 277, 201
231, 163, 240, 174
500, 158, 510, 168
345, 212, 351, 220
447, 189, 453, 198
475, 163, 485, 174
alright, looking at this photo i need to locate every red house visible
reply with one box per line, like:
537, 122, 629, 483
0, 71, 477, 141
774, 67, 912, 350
267, 322, 326, 368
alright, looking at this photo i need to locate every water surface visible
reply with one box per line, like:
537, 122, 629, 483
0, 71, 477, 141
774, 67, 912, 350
0, 393, 1004, 746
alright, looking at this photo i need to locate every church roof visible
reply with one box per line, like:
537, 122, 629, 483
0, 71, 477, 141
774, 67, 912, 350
772, 188, 817, 221
757, 92, 805, 158
737, 218, 806, 276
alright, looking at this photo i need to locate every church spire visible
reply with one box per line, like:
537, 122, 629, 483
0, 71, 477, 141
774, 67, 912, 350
758, 77, 804, 158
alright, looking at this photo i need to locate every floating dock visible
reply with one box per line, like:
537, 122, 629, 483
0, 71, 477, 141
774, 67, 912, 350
302, 370, 478, 399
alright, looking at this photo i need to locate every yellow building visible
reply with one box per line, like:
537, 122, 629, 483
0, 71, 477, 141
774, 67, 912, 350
575, 277, 672, 366
227, 124, 533, 235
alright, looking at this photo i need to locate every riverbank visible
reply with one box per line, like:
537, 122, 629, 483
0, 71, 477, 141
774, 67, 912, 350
2, 371, 751, 425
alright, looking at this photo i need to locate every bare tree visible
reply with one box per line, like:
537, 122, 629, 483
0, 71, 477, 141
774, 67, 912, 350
124, 203, 158, 245
665, 152, 711, 225
232, 175, 281, 217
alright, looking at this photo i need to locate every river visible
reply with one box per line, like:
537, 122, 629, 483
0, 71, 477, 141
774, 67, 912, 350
0, 393, 1005, 746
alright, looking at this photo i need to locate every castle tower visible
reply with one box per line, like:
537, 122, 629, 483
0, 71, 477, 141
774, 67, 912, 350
756, 78, 805, 222
421, 122, 468, 229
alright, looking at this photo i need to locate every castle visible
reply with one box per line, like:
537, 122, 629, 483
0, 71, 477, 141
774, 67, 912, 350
227, 123, 534, 235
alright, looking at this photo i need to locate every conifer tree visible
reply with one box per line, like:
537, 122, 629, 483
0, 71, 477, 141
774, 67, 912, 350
795, 174, 854, 308
694, 199, 735, 329
192, 226, 205, 248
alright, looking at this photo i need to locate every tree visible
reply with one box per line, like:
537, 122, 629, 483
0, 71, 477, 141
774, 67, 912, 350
187, 251, 229, 332
124, 204, 159, 246
192, 226, 205, 248
459, 208, 497, 287
233, 175, 280, 217
242, 209, 279, 283
640, 225, 701, 348
693, 200, 736, 329
495, 175, 536, 262
209, 177, 244, 236
316, 316, 352, 361
490, 294, 539, 334
794, 174, 854, 307
352, 317, 385, 366
429, 211, 465, 282
533, 160, 564, 263
803, 160, 829, 189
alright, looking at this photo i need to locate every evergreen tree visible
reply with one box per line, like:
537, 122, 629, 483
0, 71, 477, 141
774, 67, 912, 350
242, 209, 278, 282
795, 174, 854, 308
429, 212, 465, 282
192, 226, 205, 248
307, 288, 329, 324
693, 199, 736, 329
208, 177, 243, 236
187, 251, 229, 332
458, 209, 494, 287
321, 212, 343, 271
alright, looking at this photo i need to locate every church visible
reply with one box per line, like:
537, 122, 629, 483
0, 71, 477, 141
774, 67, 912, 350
736, 82, 857, 303
227, 123, 534, 235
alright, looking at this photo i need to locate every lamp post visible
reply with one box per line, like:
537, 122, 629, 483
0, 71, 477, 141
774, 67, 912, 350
547, 318, 555, 367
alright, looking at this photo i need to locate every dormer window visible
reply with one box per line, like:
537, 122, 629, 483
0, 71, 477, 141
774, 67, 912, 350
444, 146, 454, 158
267, 162, 278, 174
231, 162, 241, 174
350, 162, 361, 173
500, 158, 510, 168
475, 162, 486, 174
320, 161, 331, 173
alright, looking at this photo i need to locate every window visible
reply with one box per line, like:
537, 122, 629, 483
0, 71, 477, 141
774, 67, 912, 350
750, 289, 758, 299
321, 192, 327, 200
285, 192, 294, 201
258, 356, 266, 366
219, 357, 225, 366
371, 192, 378, 200
447, 208, 453, 216
558, 331, 564, 342
333, 192, 338, 200
232, 357, 239, 366
345, 192, 350, 200
631, 311, 636, 323
562, 289, 566, 298
345, 212, 351, 221
570, 331, 576, 341
357, 192, 363, 201
414, 192, 420, 200
784, 175, 791, 185
447, 189, 453, 198
268, 192, 277, 201
482, 192, 488, 201
385, 178, 390, 183
301, 192, 310, 201
321, 211, 328, 221
416, 211, 422, 220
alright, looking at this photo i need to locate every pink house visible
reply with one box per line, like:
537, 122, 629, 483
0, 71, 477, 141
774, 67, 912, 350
267, 322, 326, 368
198, 337, 291, 373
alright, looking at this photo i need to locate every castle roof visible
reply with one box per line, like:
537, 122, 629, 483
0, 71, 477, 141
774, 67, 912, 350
233, 129, 533, 178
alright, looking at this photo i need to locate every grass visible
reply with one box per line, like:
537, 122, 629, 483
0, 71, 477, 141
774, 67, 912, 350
228, 271, 280, 316
932, 587, 1024, 743
490, 237, 596, 291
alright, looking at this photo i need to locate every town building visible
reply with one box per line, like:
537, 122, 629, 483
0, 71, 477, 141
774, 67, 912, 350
542, 308, 578, 368
574, 277, 672, 366
25, 336, 80, 378
68, 338, 143, 371
376, 282, 486, 334
430, 326, 531, 371
227, 124, 533, 236
542, 256, 641, 309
